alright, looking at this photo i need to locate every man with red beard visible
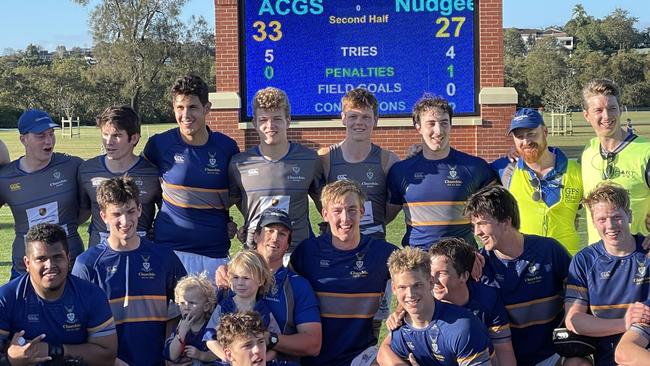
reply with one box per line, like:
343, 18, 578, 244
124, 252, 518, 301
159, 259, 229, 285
492, 108, 583, 255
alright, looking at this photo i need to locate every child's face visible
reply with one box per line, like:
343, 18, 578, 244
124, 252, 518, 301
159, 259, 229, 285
225, 333, 266, 366
392, 269, 434, 315
230, 268, 261, 300
177, 287, 210, 321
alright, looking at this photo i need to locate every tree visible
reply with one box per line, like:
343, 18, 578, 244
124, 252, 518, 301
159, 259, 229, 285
524, 38, 568, 106
504, 28, 527, 58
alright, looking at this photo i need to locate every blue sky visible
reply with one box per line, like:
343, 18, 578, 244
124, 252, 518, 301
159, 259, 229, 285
0, 0, 647, 54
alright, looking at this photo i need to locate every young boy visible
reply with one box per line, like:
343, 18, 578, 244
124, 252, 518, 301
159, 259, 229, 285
382, 247, 491, 366
216, 311, 267, 366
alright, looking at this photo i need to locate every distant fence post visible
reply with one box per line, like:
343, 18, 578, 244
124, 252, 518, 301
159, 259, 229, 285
61, 117, 80, 138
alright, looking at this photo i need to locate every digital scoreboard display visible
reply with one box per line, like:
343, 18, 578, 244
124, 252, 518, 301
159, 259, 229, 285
239, 0, 479, 120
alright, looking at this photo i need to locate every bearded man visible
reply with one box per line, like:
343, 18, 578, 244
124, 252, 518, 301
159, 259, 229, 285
491, 108, 583, 255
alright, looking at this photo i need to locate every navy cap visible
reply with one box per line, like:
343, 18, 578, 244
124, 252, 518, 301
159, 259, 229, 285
256, 208, 292, 231
18, 109, 59, 134
508, 108, 544, 134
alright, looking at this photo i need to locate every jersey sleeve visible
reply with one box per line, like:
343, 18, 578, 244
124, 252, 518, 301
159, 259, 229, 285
77, 168, 91, 210
0, 287, 13, 343
71, 255, 93, 282
166, 252, 188, 302
488, 293, 512, 344
475, 158, 498, 189
386, 164, 404, 205
142, 136, 160, 167
388, 330, 409, 359
308, 156, 326, 208
565, 252, 590, 306
227, 159, 242, 208
453, 317, 492, 366
85, 284, 116, 338
203, 305, 223, 342
162, 329, 178, 361
288, 242, 307, 276
553, 241, 572, 283
291, 276, 321, 325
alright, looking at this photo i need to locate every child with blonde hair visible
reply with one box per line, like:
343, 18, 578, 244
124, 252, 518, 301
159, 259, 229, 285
164, 272, 218, 365
206, 250, 281, 364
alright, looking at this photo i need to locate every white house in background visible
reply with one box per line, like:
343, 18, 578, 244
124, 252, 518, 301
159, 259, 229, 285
514, 27, 574, 51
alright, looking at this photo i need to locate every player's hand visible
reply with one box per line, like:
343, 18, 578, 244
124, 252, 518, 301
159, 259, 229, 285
7, 331, 51, 366
215, 264, 230, 289
624, 302, 650, 330
236, 227, 247, 245
505, 147, 519, 163
405, 143, 423, 159
227, 217, 237, 240
385, 310, 405, 331
183, 345, 200, 359
408, 353, 420, 366
471, 252, 485, 281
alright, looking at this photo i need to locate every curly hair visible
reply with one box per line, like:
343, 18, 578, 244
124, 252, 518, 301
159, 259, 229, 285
216, 310, 266, 348
252, 87, 291, 119
429, 238, 476, 278
171, 74, 210, 105
174, 272, 217, 316
25, 223, 69, 255
412, 94, 453, 127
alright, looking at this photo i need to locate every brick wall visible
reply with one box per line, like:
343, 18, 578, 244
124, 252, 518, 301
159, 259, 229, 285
210, 0, 513, 161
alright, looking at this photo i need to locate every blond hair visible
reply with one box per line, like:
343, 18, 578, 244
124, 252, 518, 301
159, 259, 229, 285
174, 272, 217, 315
388, 247, 431, 279
341, 88, 378, 117
582, 78, 621, 110
584, 182, 631, 217
229, 250, 274, 296
321, 179, 366, 209
252, 87, 290, 120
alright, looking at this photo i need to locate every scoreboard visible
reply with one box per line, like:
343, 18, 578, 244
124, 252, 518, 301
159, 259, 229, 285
239, 0, 479, 120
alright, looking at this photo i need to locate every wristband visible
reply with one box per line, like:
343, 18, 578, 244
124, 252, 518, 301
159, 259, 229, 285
48, 343, 64, 366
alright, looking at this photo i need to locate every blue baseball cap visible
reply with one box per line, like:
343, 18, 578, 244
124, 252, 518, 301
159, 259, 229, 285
18, 109, 59, 134
257, 208, 292, 231
508, 108, 544, 134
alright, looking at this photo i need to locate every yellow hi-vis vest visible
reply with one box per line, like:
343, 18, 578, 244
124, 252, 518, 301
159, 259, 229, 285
582, 135, 650, 244
506, 157, 583, 255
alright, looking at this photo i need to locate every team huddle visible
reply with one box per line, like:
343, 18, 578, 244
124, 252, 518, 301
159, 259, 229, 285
0, 75, 649, 366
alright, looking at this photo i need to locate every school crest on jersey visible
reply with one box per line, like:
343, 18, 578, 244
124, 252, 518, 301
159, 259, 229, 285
287, 165, 305, 182
350, 252, 368, 278
139, 255, 156, 279
63, 305, 81, 331
525, 262, 542, 284
50, 169, 68, 188
444, 165, 462, 187
208, 152, 218, 168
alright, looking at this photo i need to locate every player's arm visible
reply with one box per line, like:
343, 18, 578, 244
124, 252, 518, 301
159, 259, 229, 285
273, 322, 321, 357
492, 342, 516, 366
565, 301, 650, 337
206, 339, 227, 361
0, 139, 10, 165
376, 334, 409, 366
381, 150, 400, 175
615, 326, 650, 366
316, 146, 331, 178
385, 203, 402, 224
62, 333, 117, 366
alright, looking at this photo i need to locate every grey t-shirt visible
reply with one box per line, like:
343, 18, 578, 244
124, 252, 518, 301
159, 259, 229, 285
327, 143, 388, 238
0, 152, 84, 272
78, 155, 162, 246
229, 143, 324, 250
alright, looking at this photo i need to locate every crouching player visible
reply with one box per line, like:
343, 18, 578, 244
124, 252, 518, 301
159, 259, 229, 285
379, 247, 491, 366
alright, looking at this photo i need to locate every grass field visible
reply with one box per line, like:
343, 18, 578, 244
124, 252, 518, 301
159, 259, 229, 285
1, 112, 649, 285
